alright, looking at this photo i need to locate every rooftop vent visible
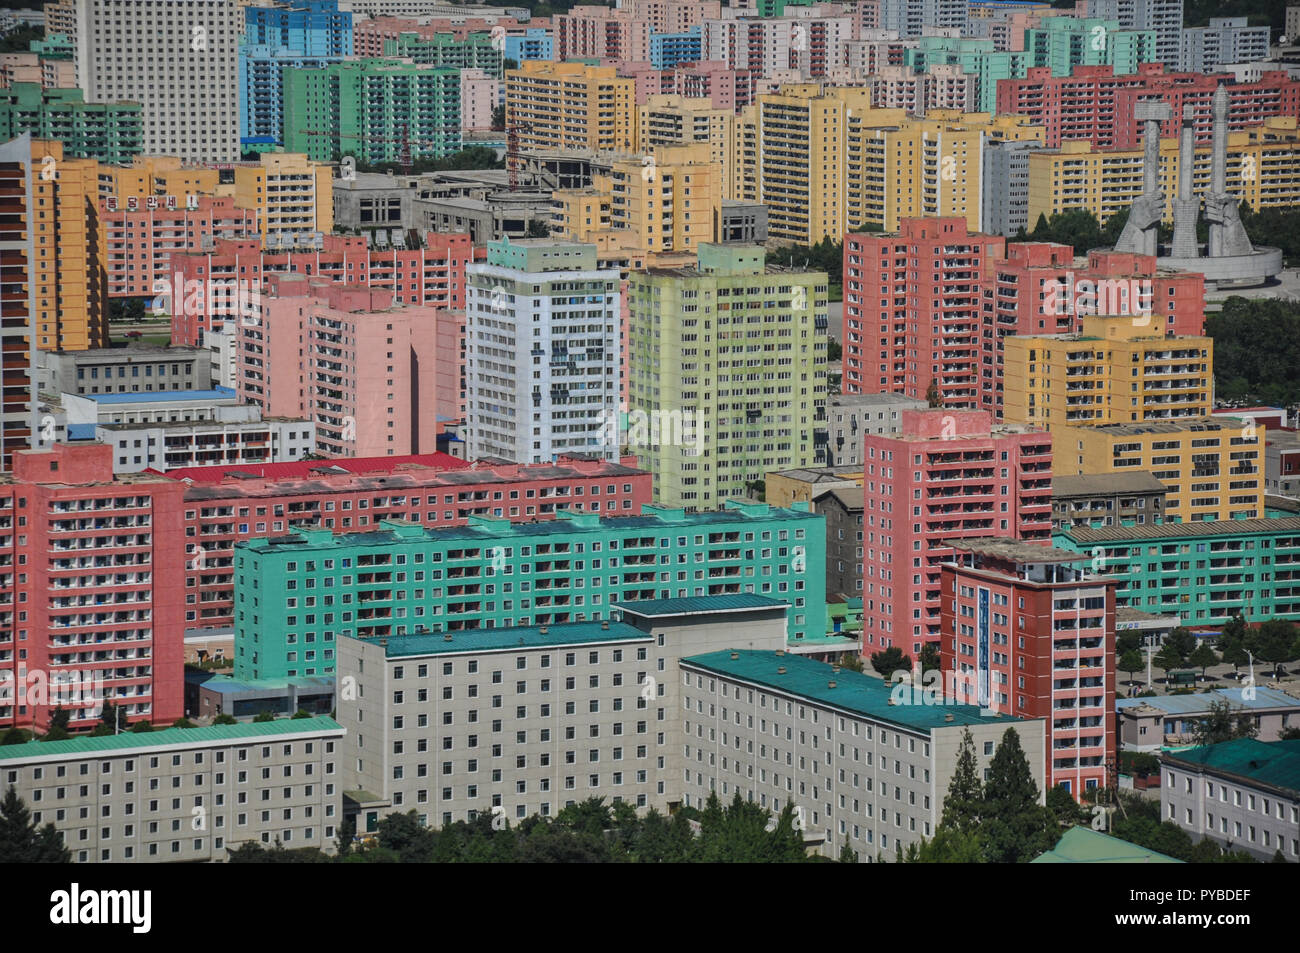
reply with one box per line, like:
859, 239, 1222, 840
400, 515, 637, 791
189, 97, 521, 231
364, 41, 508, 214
777, 666, 787, 675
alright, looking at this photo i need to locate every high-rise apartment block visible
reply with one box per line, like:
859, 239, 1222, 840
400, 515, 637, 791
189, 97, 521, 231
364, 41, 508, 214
0, 84, 141, 163
861, 409, 1053, 656
1181, 17, 1271, 73
231, 152, 333, 242
1082, 0, 1183, 69
60, 0, 241, 161
0, 135, 35, 470
504, 62, 635, 154
940, 539, 1117, 797
1002, 314, 1213, 429
465, 238, 621, 465
234, 501, 826, 678
627, 244, 827, 511
876, 0, 968, 36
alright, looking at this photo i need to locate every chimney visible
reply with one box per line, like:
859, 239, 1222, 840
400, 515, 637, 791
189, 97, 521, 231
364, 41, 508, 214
777, 666, 787, 675
828, 680, 836, 689
601, 621, 609, 630
944, 713, 954, 722
730, 651, 739, 660
775, 649, 785, 656
443, 634, 452, 642
539, 625, 548, 634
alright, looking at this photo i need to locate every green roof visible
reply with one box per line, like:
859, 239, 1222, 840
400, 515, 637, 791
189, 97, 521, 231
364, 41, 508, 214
1031, 827, 1183, 863
1162, 738, 1300, 795
0, 716, 343, 762
680, 650, 1026, 733
614, 594, 789, 617
357, 621, 650, 658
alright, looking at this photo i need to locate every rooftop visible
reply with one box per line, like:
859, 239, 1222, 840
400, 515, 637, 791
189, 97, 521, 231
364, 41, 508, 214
80, 387, 238, 405
1051, 472, 1169, 498
0, 716, 342, 763
769, 465, 862, 484
947, 538, 1086, 564
681, 650, 1025, 733
1030, 827, 1183, 864
1162, 738, 1300, 794
1062, 418, 1242, 436
614, 594, 789, 618
158, 452, 469, 483
357, 620, 649, 658
812, 486, 864, 511
1118, 686, 1300, 716
1063, 516, 1300, 543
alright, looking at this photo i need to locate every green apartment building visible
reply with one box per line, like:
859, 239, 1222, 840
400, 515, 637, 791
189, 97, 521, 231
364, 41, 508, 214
233, 500, 827, 679
0, 84, 142, 162
626, 244, 828, 512
1054, 517, 1300, 627
382, 32, 502, 72
904, 38, 1028, 114
282, 58, 461, 164
1024, 17, 1157, 78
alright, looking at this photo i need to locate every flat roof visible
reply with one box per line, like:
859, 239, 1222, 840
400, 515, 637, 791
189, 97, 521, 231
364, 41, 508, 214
1115, 606, 1178, 623
1064, 516, 1300, 543
83, 387, 237, 405
681, 650, 1025, 733
948, 538, 1086, 563
0, 716, 342, 762
614, 594, 789, 617
1162, 738, 1300, 794
1117, 686, 1300, 715
1063, 418, 1241, 436
356, 620, 649, 658
1051, 472, 1168, 498
159, 452, 470, 483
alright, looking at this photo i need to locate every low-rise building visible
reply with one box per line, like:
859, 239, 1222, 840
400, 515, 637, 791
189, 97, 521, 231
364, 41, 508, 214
38, 346, 212, 396
1050, 472, 1169, 532
766, 465, 862, 508
95, 409, 315, 474
0, 717, 345, 863
1161, 738, 1300, 861
1119, 687, 1300, 752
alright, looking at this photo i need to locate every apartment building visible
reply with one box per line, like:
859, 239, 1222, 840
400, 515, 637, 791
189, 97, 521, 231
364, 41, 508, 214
0, 50, 77, 88
1023, 16, 1156, 78
626, 244, 827, 511
169, 232, 471, 346
234, 500, 826, 678
981, 139, 1041, 236
505, 62, 634, 154
677, 648, 1046, 861
238, 47, 343, 150
821, 393, 927, 467
1082, 0, 1184, 69
464, 238, 621, 465
1055, 517, 1300, 625
1162, 739, 1300, 862
0, 135, 36, 471
635, 96, 749, 201
700, 12, 855, 80
382, 31, 502, 72
28, 139, 108, 352
1181, 17, 1271, 73
876, 0, 968, 36
1050, 472, 1168, 531
38, 346, 211, 396
0, 443, 185, 731
1051, 418, 1264, 523
61, 0, 241, 162
1001, 314, 1213, 430
0, 84, 141, 163
940, 539, 1117, 796
238, 276, 452, 458
842, 217, 1005, 408
0, 716, 345, 862
861, 409, 1053, 656
101, 196, 259, 299
606, 144, 722, 257
97, 155, 220, 207
95, 407, 315, 474
231, 152, 333, 243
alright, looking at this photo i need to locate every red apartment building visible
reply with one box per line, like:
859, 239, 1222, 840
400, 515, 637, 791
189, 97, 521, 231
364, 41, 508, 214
169, 232, 472, 346
163, 453, 652, 627
941, 539, 1117, 797
102, 196, 259, 298
996, 64, 1300, 149
1, 444, 185, 731
844, 221, 1207, 413
861, 409, 1052, 657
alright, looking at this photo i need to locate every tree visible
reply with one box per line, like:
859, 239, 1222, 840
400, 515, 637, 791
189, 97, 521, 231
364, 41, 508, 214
1206, 297, 1300, 406
375, 810, 438, 863
1152, 643, 1184, 682
1165, 628, 1198, 665
42, 708, 71, 742
291, 709, 313, 719
0, 728, 29, 746
1118, 648, 1145, 687
0, 788, 71, 863
213, 713, 238, 725
172, 717, 196, 729
253, 710, 277, 722
939, 728, 982, 836
1192, 699, 1258, 747
99, 699, 126, 733
129, 720, 154, 733
869, 646, 910, 681
1279, 726, 1300, 741
836, 652, 865, 673
1220, 635, 1250, 675
1116, 630, 1143, 657
838, 842, 857, 863
1189, 643, 1220, 678
1046, 784, 1087, 826
925, 378, 942, 408
525, 218, 550, 238
1246, 619, 1299, 678
490, 103, 505, 130
918, 642, 942, 675
897, 825, 984, 862
979, 728, 1057, 863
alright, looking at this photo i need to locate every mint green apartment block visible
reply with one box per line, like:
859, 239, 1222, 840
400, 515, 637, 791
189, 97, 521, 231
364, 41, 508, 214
382, 32, 502, 72
233, 501, 828, 679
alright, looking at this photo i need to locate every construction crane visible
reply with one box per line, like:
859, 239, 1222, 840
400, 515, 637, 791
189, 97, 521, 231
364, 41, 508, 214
505, 120, 534, 191
296, 123, 443, 176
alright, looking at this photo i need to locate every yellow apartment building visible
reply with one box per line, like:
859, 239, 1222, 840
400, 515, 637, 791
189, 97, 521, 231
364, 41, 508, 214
635, 94, 749, 200
505, 61, 635, 153
97, 156, 222, 205
233, 153, 332, 240
1003, 314, 1213, 429
1027, 117, 1300, 226
1052, 417, 1263, 523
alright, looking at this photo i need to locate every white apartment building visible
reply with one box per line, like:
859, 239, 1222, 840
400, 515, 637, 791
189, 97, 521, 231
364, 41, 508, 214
64, 0, 240, 162
95, 408, 315, 473
465, 238, 620, 465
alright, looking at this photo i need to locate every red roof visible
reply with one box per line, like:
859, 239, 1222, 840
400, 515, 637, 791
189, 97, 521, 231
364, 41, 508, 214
152, 453, 471, 484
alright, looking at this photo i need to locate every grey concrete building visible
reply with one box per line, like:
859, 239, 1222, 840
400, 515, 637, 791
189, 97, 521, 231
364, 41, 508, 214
1161, 738, 1300, 861
814, 487, 863, 601
679, 650, 1046, 861
1118, 687, 1300, 752
718, 200, 768, 244
981, 139, 1039, 237
1051, 472, 1168, 532
414, 194, 554, 245
1182, 18, 1272, 73
1265, 428, 1300, 498
0, 716, 344, 863
1083, 0, 1184, 71
337, 597, 791, 833
37, 346, 212, 397
332, 172, 420, 234
821, 393, 925, 466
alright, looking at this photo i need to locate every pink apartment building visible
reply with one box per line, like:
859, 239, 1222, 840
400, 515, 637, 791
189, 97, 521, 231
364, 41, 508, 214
352, 15, 541, 55
169, 232, 471, 346
237, 276, 457, 458
861, 409, 1053, 657
460, 69, 500, 133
